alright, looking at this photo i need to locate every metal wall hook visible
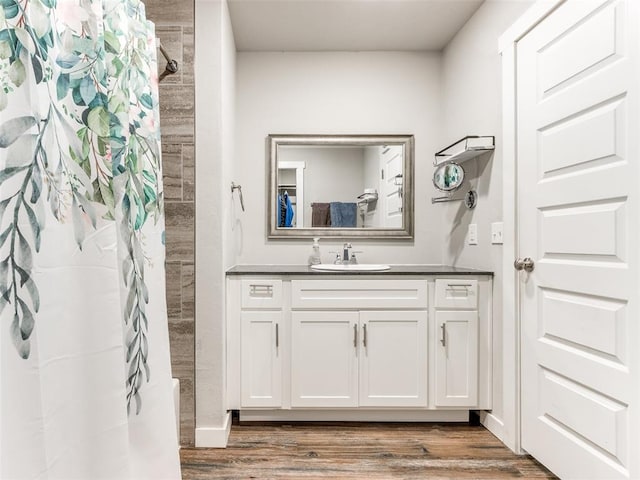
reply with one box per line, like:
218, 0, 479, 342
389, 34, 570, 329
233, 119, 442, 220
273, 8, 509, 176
231, 182, 245, 211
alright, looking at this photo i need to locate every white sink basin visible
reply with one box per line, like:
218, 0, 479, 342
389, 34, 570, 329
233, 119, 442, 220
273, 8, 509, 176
310, 264, 391, 272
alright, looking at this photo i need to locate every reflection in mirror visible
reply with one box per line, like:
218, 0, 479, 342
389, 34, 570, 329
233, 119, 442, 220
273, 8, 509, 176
278, 145, 402, 229
433, 162, 465, 192
268, 135, 414, 239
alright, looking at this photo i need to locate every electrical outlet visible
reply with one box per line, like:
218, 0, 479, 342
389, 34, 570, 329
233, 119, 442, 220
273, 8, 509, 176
491, 222, 504, 244
467, 224, 478, 245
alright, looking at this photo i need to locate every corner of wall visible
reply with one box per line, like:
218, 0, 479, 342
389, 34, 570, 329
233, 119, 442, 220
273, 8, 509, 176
439, 0, 534, 453
194, 412, 232, 448
194, 0, 228, 435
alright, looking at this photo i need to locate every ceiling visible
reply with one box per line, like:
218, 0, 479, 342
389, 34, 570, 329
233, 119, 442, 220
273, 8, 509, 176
227, 0, 485, 52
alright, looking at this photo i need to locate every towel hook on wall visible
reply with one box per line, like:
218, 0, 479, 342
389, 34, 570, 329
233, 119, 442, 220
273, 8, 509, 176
231, 182, 245, 212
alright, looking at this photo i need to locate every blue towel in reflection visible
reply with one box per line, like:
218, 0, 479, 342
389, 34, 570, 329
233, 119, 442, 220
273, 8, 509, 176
277, 192, 295, 227
284, 192, 294, 227
330, 202, 357, 227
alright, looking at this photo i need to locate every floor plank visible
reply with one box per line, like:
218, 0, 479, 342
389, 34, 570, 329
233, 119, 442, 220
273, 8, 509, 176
180, 423, 557, 479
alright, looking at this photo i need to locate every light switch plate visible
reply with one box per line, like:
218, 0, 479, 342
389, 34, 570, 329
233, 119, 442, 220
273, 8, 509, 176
467, 224, 478, 245
491, 222, 504, 244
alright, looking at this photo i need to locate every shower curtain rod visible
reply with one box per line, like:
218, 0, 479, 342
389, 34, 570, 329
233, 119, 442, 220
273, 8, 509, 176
156, 39, 179, 80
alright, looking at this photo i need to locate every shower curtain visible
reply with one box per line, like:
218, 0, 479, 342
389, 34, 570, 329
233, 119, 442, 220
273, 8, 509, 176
0, 0, 180, 478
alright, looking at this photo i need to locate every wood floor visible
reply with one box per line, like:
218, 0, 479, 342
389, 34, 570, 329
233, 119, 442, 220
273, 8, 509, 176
180, 422, 557, 479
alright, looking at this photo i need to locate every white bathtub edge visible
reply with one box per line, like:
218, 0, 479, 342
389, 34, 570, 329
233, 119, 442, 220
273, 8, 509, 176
172, 378, 180, 449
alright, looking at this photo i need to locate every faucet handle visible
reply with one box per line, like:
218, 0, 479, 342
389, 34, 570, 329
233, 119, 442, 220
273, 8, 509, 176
349, 251, 363, 265
328, 251, 342, 264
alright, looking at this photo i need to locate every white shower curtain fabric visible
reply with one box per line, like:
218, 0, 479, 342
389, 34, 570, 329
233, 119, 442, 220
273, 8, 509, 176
0, 0, 180, 478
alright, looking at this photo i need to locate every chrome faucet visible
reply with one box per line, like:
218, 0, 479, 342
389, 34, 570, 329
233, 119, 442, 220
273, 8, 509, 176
329, 244, 361, 264
342, 243, 352, 263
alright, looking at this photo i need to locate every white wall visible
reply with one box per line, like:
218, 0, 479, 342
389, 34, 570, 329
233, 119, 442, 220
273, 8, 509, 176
222, 0, 238, 268
441, 0, 533, 448
234, 51, 444, 264
221, 0, 238, 436
194, 0, 237, 446
192, 0, 534, 449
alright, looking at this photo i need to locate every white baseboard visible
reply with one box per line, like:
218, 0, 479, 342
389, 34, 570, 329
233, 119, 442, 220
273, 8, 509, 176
480, 411, 524, 454
479, 411, 506, 445
240, 410, 469, 422
195, 412, 232, 448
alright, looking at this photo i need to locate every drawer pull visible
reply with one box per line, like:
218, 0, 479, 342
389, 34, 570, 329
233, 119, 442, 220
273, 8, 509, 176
249, 284, 273, 298
363, 324, 368, 348
275, 323, 279, 348
440, 323, 446, 347
353, 324, 358, 348
448, 283, 472, 288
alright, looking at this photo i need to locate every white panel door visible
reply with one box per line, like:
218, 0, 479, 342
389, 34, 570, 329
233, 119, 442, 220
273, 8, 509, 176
241, 311, 282, 407
434, 311, 478, 407
291, 311, 358, 407
380, 146, 403, 227
517, 0, 639, 477
359, 311, 427, 407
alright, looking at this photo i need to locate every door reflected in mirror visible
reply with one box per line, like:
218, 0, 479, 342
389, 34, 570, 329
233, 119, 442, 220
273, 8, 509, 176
433, 163, 465, 192
268, 135, 414, 239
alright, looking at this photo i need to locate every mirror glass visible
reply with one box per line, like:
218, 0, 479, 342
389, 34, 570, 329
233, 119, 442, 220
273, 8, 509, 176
268, 135, 414, 239
433, 163, 465, 192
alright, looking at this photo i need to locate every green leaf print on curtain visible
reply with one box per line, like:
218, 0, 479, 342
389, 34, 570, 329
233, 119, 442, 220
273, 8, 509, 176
0, 0, 165, 415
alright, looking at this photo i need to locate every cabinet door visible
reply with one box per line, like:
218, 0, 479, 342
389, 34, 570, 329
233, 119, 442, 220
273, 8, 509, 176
435, 311, 478, 407
241, 311, 282, 407
359, 311, 428, 407
291, 311, 358, 407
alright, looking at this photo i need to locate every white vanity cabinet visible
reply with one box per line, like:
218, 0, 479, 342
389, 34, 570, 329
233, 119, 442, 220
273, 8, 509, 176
291, 311, 359, 407
358, 310, 428, 407
289, 279, 429, 408
290, 310, 428, 408
434, 279, 479, 407
226, 270, 492, 420
241, 310, 282, 407
237, 279, 283, 407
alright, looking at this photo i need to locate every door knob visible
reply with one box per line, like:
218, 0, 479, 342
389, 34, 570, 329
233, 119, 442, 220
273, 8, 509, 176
514, 257, 535, 272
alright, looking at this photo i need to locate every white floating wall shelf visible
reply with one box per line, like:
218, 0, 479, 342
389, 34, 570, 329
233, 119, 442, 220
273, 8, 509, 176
431, 136, 494, 207
434, 136, 495, 166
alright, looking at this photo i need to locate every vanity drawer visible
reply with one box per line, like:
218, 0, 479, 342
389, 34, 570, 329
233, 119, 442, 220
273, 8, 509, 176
241, 279, 283, 309
435, 279, 478, 309
291, 279, 427, 309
